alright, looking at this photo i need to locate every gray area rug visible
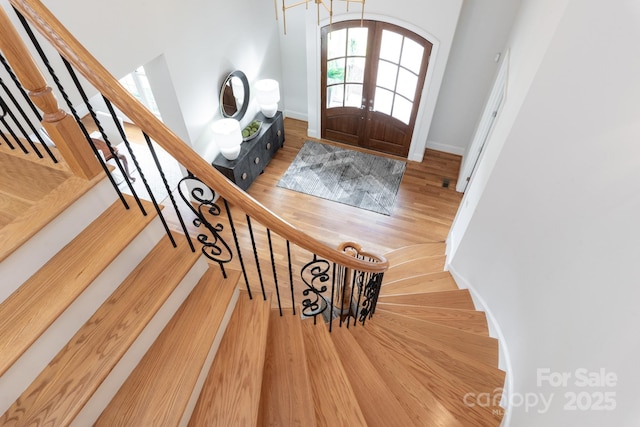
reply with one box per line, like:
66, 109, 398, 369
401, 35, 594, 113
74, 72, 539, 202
277, 141, 406, 215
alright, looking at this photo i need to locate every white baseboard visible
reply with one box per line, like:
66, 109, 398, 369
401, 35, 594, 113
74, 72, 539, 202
445, 264, 513, 427
426, 139, 466, 156
283, 109, 308, 122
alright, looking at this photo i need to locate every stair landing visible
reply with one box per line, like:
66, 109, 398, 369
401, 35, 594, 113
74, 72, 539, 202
0, 149, 103, 262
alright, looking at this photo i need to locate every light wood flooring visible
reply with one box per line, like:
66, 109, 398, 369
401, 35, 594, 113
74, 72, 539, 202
240, 117, 463, 256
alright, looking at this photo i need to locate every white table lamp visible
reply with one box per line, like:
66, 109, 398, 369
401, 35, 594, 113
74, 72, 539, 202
255, 79, 280, 118
212, 118, 242, 160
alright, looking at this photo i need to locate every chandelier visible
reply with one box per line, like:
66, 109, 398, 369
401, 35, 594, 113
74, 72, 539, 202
274, 0, 366, 34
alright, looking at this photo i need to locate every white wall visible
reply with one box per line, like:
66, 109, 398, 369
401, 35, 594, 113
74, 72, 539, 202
449, 0, 640, 425
277, 0, 520, 160
427, 0, 521, 155
4, 0, 522, 163
277, 0, 464, 161
1, 0, 283, 162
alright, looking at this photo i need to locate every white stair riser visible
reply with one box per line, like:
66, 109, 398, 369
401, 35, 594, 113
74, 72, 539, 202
0, 216, 165, 415
0, 178, 116, 303
70, 256, 210, 427
178, 288, 239, 427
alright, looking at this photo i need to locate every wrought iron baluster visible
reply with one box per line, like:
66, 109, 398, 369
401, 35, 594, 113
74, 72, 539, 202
300, 254, 330, 323
62, 62, 141, 211
0, 128, 13, 148
14, 12, 128, 208
0, 78, 51, 159
223, 198, 251, 299
359, 272, 383, 325
93, 96, 145, 209
137, 131, 181, 248
142, 131, 194, 252
247, 216, 267, 300
329, 263, 337, 332
267, 229, 282, 316
0, 75, 57, 161
0, 52, 42, 120
286, 240, 295, 315
354, 268, 364, 327
177, 175, 233, 276
345, 267, 358, 329
0, 113, 26, 152
338, 265, 349, 328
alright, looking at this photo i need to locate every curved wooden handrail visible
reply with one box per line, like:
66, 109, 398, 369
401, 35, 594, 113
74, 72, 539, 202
9, 0, 388, 273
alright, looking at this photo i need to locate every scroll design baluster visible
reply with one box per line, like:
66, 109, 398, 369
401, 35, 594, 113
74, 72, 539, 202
336, 242, 386, 326
357, 271, 384, 324
178, 175, 233, 276
300, 255, 331, 320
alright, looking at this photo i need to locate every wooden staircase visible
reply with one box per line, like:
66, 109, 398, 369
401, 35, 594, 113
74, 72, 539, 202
0, 154, 505, 425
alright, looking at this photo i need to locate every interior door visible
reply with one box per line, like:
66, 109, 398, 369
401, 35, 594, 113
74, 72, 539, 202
321, 21, 432, 157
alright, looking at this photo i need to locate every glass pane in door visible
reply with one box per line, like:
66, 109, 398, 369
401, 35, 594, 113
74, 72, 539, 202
344, 84, 363, 107
327, 85, 344, 108
347, 27, 368, 56
379, 30, 402, 62
374, 87, 393, 115
327, 58, 345, 85
392, 96, 412, 124
396, 68, 418, 100
370, 29, 425, 125
376, 61, 398, 90
400, 38, 424, 74
346, 58, 366, 83
326, 26, 368, 109
327, 29, 347, 59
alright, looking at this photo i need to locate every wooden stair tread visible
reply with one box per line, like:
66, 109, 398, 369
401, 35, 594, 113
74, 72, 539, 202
0, 150, 70, 201
374, 310, 499, 367
381, 271, 458, 295
377, 305, 489, 335
0, 171, 105, 263
367, 319, 505, 389
300, 320, 367, 426
0, 142, 67, 172
383, 255, 446, 282
360, 324, 504, 426
258, 310, 317, 427
348, 326, 465, 427
330, 325, 415, 426
95, 267, 239, 426
0, 190, 31, 228
189, 291, 271, 426
0, 237, 202, 426
383, 242, 445, 264
0, 196, 155, 377
378, 289, 476, 310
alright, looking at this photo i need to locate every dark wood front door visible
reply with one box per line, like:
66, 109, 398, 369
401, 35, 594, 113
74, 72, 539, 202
321, 21, 432, 157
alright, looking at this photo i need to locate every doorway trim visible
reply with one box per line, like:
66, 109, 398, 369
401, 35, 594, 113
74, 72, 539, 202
306, 12, 442, 161
456, 52, 509, 192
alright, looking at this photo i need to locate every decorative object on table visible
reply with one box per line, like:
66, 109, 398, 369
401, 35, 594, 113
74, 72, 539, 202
242, 120, 262, 141
277, 140, 406, 215
254, 79, 280, 118
274, 0, 365, 34
212, 118, 243, 161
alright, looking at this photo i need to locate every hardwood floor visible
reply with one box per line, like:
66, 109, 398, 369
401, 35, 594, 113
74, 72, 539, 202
243, 118, 463, 256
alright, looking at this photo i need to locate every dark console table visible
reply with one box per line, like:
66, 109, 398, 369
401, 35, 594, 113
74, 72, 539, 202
212, 111, 284, 190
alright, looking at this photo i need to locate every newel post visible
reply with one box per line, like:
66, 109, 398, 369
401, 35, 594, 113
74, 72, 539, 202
0, 6, 100, 179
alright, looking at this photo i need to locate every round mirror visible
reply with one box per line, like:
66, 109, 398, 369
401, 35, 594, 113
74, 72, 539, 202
220, 70, 249, 120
